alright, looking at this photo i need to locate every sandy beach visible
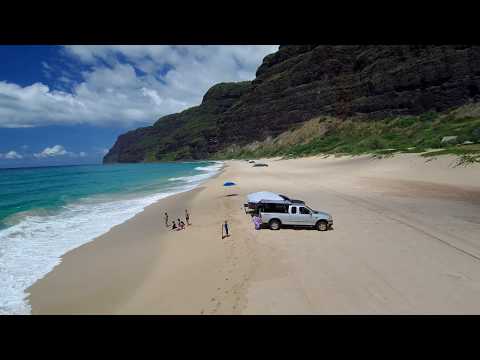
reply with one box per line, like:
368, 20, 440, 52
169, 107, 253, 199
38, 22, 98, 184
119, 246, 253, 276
27, 154, 480, 314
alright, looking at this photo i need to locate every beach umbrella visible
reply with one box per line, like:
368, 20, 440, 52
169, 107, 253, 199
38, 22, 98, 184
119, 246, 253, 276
223, 181, 237, 197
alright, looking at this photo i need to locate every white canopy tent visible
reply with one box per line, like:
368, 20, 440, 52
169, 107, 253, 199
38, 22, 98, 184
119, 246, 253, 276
247, 191, 283, 204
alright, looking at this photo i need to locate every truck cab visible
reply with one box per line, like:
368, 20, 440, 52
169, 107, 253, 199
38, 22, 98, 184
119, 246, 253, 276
286, 204, 316, 225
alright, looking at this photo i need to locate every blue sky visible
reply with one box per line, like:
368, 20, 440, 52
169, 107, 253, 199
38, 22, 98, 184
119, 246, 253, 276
0, 45, 278, 168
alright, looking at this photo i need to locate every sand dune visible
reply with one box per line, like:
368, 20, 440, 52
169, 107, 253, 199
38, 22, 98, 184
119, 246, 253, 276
28, 154, 480, 314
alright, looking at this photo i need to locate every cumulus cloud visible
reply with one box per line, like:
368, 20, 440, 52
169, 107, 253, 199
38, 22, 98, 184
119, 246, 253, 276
34, 145, 68, 158
0, 45, 279, 128
32, 145, 88, 159
1, 150, 23, 159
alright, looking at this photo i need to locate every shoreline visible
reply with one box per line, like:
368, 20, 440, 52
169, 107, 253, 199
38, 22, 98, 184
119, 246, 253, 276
26, 164, 233, 314
21, 163, 224, 315
28, 154, 480, 314
1, 160, 224, 315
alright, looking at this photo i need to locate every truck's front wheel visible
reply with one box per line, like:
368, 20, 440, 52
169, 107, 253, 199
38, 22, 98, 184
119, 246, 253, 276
269, 219, 281, 230
316, 220, 328, 231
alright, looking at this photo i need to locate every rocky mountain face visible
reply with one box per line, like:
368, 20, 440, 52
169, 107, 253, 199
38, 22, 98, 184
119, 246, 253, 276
103, 82, 252, 162
104, 45, 480, 163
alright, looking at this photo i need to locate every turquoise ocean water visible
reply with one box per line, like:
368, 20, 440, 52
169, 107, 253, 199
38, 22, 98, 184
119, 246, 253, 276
0, 161, 223, 314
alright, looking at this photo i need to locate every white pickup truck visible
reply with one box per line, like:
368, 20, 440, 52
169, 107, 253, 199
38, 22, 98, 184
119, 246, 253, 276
258, 200, 333, 231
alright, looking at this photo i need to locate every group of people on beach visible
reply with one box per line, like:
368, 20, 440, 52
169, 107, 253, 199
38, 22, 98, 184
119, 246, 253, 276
163, 209, 231, 239
164, 209, 190, 231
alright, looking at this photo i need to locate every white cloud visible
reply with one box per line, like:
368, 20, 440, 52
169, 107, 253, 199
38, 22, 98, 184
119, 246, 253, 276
0, 45, 279, 128
32, 145, 88, 159
91, 147, 109, 155
42, 61, 52, 70
34, 145, 68, 158
2, 150, 23, 159
58, 76, 72, 84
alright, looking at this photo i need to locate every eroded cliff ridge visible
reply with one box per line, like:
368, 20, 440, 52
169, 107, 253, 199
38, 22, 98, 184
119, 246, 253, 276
104, 45, 480, 162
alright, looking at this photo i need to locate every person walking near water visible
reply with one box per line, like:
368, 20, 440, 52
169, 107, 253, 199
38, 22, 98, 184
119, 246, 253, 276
185, 209, 190, 225
164, 212, 169, 227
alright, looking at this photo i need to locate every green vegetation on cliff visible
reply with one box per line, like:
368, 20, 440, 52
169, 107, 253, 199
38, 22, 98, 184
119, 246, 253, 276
105, 45, 480, 164
213, 105, 480, 163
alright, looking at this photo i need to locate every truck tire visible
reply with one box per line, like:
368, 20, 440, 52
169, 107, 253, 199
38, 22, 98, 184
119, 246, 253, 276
316, 220, 328, 231
269, 219, 281, 230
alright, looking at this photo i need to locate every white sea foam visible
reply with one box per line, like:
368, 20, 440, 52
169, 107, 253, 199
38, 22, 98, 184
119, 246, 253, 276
0, 190, 183, 315
169, 173, 212, 183
0, 161, 223, 315
170, 161, 223, 183
194, 161, 224, 172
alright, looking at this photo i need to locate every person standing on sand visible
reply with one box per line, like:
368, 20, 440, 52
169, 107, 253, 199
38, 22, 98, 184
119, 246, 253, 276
164, 212, 169, 227
171, 221, 177, 231
185, 209, 190, 225
223, 220, 230, 238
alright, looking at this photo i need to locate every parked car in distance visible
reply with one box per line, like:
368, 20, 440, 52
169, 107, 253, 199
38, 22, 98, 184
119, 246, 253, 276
258, 200, 333, 231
